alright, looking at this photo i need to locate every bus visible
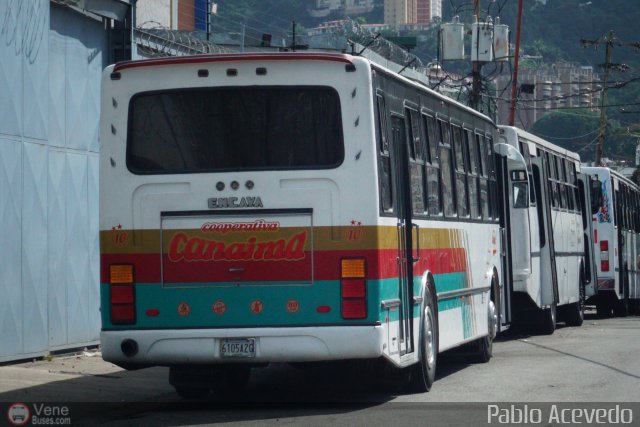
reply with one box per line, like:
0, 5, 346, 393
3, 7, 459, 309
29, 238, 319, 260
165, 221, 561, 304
99, 52, 505, 398
496, 126, 594, 334
583, 166, 640, 317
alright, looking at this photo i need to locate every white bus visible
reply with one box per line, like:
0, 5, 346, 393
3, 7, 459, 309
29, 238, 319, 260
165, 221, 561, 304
99, 52, 505, 397
496, 126, 593, 334
583, 166, 640, 317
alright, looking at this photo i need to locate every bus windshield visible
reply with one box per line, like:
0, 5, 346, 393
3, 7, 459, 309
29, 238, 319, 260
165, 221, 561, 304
127, 86, 344, 174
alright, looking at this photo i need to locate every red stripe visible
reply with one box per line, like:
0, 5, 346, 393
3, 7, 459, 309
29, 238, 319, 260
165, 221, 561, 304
113, 53, 353, 72
101, 248, 467, 284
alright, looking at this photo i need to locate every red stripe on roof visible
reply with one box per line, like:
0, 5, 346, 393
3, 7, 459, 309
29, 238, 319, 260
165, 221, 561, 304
112, 52, 354, 72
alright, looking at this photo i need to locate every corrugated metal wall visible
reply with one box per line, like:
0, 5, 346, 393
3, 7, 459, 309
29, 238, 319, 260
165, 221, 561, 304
0, 1, 111, 362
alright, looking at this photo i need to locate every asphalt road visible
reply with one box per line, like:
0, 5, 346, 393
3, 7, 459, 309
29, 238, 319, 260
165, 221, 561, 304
1, 312, 639, 426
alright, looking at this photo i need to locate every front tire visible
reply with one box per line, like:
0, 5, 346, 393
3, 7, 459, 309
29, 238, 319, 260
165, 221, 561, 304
408, 286, 438, 392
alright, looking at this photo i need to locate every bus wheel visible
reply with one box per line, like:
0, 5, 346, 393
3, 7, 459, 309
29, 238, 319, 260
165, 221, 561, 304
174, 386, 210, 400
613, 274, 630, 317
596, 299, 612, 318
223, 366, 252, 392
565, 272, 585, 327
408, 286, 437, 392
540, 303, 556, 335
169, 366, 211, 399
470, 298, 496, 363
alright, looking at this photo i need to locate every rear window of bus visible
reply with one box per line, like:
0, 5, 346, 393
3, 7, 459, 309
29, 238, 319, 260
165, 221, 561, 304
126, 86, 345, 174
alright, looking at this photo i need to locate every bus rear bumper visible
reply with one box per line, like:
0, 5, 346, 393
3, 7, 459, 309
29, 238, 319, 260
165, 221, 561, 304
101, 326, 385, 366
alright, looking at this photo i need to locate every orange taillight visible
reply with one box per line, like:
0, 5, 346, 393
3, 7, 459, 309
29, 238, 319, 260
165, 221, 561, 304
109, 264, 136, 324
341, 258, 367, 319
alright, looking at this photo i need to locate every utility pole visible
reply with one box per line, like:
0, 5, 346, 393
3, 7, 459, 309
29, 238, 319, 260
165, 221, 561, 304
581, 31, 617, 166
580, 30, 636, 165
469, 0, 482, 111
507, 0, 524, 126
595, 34, 614, 166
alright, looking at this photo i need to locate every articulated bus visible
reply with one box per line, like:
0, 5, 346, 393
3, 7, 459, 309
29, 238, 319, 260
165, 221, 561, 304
583, 166, 640, 317
99, 52, 504, 397
496, 127, 594, 334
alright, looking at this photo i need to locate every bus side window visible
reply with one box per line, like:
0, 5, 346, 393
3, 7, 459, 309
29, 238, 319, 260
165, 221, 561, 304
424, 114, 441, 216
486, 135, 498, 221
406, 109, 425, 215
571, 163, 580, 213
466, 129, 481, 219
590, 178, 603, 215
452, 125, 469, 217
477, 133, 490, 220
545, 151, 558, 209
376, 94, 393, 213
438, 119, 456, 218
556, 155, 568, 210
521, 142, 536, 205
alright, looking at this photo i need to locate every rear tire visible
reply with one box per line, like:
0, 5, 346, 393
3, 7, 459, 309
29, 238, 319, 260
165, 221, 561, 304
596, 299, 613, 318
175, 386, 209, 400
565, 271, 585, 327
470, 298, 497, 363
613, 273, 630, 317
540, 302, 556, 335
408, 286, 438, 392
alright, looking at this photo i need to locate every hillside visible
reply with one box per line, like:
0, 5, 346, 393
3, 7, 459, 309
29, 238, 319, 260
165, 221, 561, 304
212, 0, 640, 163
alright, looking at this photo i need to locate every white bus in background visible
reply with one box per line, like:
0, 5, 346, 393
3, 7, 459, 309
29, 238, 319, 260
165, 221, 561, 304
497, 126, 594, 334
583, 166, 640, 317
99, 52, 505, 398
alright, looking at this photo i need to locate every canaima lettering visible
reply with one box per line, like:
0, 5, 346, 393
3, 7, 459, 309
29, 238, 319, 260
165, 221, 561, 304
208, 197, 264, 209
168, 232, 306, 262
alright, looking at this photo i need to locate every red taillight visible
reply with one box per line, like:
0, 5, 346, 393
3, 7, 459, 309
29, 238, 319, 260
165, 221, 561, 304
342, 299, 367, 319
111, 305, 135, 324
600, 240, 610, 272
110, 264, 136, 324
341, 279, 366, 298
110, 285, 134, 304
341, 259, 367, 319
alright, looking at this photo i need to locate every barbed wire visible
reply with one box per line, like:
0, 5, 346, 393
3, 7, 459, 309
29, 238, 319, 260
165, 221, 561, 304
135, 21, 235, 57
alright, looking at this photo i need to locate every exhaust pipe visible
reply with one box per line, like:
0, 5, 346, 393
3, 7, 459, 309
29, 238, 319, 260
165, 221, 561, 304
121, 339, 138, 357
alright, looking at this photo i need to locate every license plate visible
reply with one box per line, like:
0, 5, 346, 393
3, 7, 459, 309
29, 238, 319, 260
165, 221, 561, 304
220, 338, 256, 358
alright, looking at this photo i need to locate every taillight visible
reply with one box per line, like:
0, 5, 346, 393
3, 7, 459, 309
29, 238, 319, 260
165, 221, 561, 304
341, 259, 367, 319
600, 240, 609, 272
110, 264, 136, 324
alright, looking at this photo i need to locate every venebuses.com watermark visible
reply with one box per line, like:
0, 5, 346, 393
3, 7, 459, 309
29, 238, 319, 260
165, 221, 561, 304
7, 403, 71, 426
488, 404, 634, 424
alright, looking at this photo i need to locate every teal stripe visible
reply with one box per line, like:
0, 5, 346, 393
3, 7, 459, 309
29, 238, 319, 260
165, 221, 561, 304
101, 272, 470, 329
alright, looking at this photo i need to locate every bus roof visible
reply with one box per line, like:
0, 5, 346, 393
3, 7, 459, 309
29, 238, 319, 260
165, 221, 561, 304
582, 166, 640, 189
112, 52, 355, 72
498, 125, 581, 162
109, 51, 495, 126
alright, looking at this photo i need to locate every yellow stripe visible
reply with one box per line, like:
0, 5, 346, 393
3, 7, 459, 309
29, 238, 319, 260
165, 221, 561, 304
101, 226, 464, 254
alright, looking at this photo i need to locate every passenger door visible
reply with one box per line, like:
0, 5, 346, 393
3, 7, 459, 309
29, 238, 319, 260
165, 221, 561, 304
390, 115, 415, 356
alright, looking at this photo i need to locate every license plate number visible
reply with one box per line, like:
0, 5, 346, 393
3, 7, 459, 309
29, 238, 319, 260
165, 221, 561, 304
220, 338, 256, 358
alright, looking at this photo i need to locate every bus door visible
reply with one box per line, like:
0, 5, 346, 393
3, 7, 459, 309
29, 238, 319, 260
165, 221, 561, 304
578, 173, 597, 298
390, 115, 415, 356
531, 156, 559, 308
495, 143, 531, 326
